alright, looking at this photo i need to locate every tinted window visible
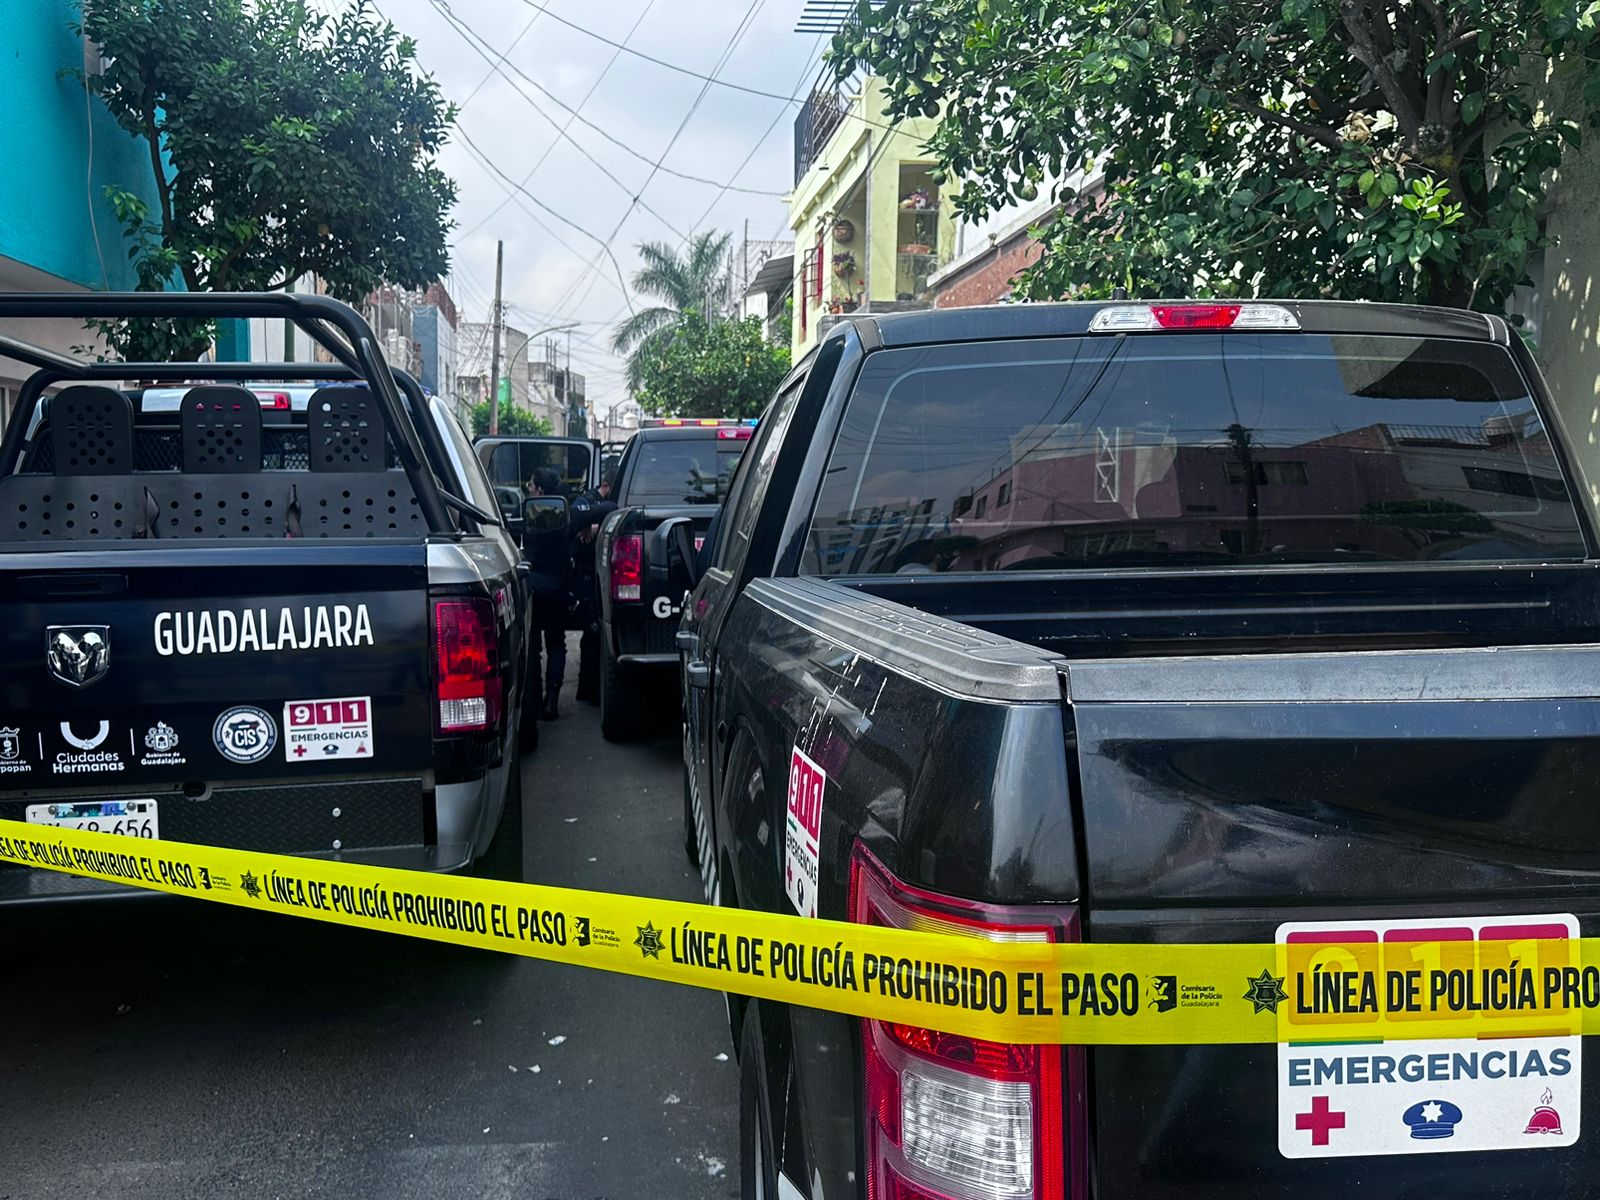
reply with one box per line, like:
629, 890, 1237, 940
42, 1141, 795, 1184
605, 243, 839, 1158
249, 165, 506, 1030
487, 442, 593, 494
715, 374, 807, 572
624, 436, 745, 505
806, 334, 1587, 575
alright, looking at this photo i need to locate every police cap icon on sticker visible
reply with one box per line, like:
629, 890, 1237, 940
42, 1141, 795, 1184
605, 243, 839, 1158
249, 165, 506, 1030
213, 706, 277, 764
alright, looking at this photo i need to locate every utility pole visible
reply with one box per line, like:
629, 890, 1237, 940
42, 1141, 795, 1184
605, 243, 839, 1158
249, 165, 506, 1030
487, 239, 504, 436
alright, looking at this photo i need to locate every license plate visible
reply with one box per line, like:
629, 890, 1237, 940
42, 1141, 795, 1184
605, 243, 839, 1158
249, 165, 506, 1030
25, 799, 159, 839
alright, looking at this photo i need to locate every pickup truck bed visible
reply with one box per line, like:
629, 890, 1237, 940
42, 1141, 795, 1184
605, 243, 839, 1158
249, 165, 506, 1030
0, 292, 531, 899
679, 300, 1600, 1198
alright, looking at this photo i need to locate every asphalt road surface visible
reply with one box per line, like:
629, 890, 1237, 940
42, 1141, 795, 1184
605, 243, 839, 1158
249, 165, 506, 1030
0, 643, 738, 1200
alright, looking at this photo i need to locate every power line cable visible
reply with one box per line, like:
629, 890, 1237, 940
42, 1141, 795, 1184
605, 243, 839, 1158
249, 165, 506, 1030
455, 0, 661, 243
454, 128, 636, 312
542, 0, 768, 321
566, 39, 821, 355
456, 5, 545, 112
508, 0, 893, 123
431, 0, 787, 201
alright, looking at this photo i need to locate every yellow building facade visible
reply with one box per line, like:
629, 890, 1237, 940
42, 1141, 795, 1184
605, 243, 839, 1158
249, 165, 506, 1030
788, 77, 958, 355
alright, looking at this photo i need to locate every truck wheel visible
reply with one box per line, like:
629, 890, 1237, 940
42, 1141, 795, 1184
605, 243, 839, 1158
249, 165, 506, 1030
474, 758, 525, 882
599, 642, 643, 741
739, 1007, 779, 1200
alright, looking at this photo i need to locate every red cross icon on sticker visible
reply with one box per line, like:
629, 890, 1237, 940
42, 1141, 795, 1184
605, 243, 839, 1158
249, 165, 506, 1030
293, 745, 307, 758
1295, 1095, 1346, 1146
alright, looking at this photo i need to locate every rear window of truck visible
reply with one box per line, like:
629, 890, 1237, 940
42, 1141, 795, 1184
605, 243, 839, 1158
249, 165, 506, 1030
625, 436, 744, 505
805, 333, 1588, 575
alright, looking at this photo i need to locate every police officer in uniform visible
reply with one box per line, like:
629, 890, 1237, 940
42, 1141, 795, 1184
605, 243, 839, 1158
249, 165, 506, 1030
525, 467, 571, 720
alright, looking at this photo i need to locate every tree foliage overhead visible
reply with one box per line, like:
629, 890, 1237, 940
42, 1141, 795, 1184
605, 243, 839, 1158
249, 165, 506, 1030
611, 231, 732, 393
80, 0, 456, 357
633, 312, 790, 419
469, 400, 552, 438
836, 0, 1600, 311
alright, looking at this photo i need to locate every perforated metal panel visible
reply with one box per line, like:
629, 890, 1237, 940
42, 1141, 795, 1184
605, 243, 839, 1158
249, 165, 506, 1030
181, 386, 263, 473
308, 386, 388, 472
0, 477, 153, 539
289, 474, 425, 537
0, 472, 421, 541
51, 386, 133, 475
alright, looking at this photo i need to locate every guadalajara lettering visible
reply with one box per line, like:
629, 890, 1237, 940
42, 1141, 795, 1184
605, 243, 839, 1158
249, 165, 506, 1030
154, 605, 374, 657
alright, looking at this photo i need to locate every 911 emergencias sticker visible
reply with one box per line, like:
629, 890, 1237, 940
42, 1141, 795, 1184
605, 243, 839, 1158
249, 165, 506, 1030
284, 697, 373, 763
1277, 913, 1581, 1159
784, 747, 825, 919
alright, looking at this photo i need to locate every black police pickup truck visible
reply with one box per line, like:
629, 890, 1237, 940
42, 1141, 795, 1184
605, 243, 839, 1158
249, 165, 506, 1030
595, 420, 750, 739
676, 301, 1600, 1199
0, 292, 534, 899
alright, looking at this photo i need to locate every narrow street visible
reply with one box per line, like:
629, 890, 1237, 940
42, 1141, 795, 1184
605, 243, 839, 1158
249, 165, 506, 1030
0, 645, 737, 1200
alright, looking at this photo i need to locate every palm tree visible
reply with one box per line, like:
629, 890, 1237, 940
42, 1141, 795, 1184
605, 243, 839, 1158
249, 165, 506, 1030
612, 231, 731, 393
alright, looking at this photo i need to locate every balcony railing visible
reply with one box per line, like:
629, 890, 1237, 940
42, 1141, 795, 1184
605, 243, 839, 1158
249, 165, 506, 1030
794, 84, 847, 186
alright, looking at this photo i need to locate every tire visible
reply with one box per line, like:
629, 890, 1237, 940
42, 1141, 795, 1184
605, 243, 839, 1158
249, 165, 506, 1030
599, 639, 644, 741
739, 1008, 779, 1200
473, 757, 525, 882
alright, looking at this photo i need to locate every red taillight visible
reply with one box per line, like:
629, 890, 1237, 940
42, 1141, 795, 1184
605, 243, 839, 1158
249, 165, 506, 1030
434, 598, 499, 732
851, 843, 1082, 1200
1151, 303, 1240, 329
717, 427, 752, 440
253, 390, 292, 409
611, 534, 642, 602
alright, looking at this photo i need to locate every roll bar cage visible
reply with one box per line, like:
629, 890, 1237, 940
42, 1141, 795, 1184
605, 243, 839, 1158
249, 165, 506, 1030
0, 291, 491, 533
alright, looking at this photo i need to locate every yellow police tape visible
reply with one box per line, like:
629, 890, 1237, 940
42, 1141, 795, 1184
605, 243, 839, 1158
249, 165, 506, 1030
3, 818, 1596, 1046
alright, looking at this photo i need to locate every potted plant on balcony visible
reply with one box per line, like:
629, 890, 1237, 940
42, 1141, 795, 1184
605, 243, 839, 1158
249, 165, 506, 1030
832, 250, 858, 278
831, 217, 856, 243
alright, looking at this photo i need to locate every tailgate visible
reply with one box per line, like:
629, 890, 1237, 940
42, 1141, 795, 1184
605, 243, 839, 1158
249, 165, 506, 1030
0, 545, 431, 790
1067, 643, 1600, 1197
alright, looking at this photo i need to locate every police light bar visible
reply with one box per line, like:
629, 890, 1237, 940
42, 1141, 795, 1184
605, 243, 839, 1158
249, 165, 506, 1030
1088, 303, 1300, 332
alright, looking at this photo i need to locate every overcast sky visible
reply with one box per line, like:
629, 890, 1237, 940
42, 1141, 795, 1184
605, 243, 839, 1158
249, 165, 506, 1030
371, 0, 823, 415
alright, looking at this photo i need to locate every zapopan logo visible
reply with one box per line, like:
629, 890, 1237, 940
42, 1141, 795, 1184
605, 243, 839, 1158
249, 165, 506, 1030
46, 626, 110, 688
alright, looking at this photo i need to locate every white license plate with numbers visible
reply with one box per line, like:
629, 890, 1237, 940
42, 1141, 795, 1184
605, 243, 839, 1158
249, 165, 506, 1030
25, 799, 158, 839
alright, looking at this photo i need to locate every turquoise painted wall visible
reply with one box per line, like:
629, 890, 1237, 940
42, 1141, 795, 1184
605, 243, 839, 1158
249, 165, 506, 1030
0, 1, 162, 290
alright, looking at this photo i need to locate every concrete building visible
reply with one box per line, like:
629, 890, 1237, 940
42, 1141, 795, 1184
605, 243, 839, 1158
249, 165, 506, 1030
744, 251, 794, 344
412, 282, 459, 414
0, 4, 164, 425
788, 75, 957, 355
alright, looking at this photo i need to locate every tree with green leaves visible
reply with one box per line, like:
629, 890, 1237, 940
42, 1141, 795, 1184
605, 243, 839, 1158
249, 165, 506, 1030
611, 231, 732, 393
80, 0, 456, 359
469, 401, 551, 438
634, 312, 790, 420
836, 0, 1600, 313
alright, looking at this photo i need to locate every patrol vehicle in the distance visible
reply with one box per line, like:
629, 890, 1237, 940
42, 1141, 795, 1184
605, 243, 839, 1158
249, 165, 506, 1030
675, 299, 1600, 1199
592, 418, 752, 739
0, 291, 535, 899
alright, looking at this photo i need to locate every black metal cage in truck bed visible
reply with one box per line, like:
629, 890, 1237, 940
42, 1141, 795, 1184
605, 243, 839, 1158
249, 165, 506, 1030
0, 292, 495, 544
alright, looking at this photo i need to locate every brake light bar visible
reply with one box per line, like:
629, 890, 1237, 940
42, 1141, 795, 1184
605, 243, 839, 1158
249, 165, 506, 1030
434, 598, 500, 733
851, 843, 1084, 1200
1089, 302, 1299, 332
717, 428, 752, 439
253, 391, 292, 409
611, 533, 643, 602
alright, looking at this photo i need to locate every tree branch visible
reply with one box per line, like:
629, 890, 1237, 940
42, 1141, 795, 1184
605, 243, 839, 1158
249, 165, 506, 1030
1226, 96, 1345, 149
1339, 0, 1422, 141
140, 92, 195, 291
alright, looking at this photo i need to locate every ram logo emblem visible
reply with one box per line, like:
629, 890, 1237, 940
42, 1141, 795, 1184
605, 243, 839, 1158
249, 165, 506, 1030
46, 626, 111, 688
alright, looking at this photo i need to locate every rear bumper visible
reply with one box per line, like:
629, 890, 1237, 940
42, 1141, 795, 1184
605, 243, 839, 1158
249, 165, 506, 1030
0, 840, 474, 904
0, 775, 479, 904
